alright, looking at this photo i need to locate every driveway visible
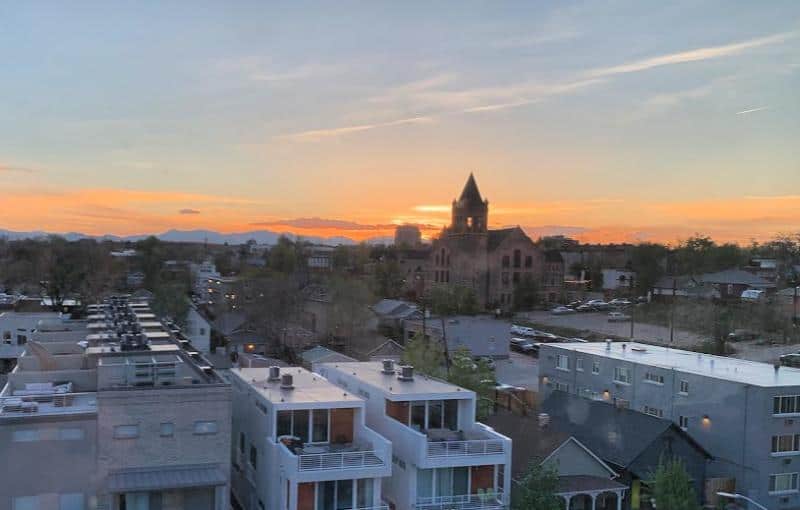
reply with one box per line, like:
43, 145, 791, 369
518, 310, 705, 349
495, 351, 539, 391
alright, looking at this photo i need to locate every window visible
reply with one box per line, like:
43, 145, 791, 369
679, 416, 689, 429
59, 493, 84, 510
199, 327, 206, 335
59, 427, 85, 440
576, 358, 584, 372
614, 367, 632, 384
592, 361, 600, 375
556, 354, 569, 371
12, 496, 39, 510
679, 380, 689, 394
644, 372, 664, 385
613, 397, 630, 409
643, 405, 663, 418
193, 421, 218, 435
774, 395, 800, 415
276, 409, 330, 442
17, 334, 27, 345
113, 424, 139, 439
502, 255, 510, 268
769, 473, 799, 494
239, 432, 245, 454
501, 272, 509, 286
554, 381, 570, 392
13, 429, 40, 442
513, 250, 521, 268
249, 445, 258, 470
525, 255, 533, 268
160, 422, 174, 437
312, 408, 329, 442
512, 272, 520, 284
772, 434, 800, 454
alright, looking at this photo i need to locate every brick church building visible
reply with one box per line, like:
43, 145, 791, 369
428, 174, 564, 310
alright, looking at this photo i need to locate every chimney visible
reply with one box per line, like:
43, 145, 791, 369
397, 365, 414, 381
538, 413, 551, 429
268, 366, 281, 381
605, 339, 612, 351
280, 373, 294, 390
382, 359, 395, 374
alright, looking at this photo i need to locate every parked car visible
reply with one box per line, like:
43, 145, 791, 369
529, 342, 542, 357
728, 329, 759, 341
576, 304, 595, 312
607, 311, 631, 322
781, 353, 800, 368
532, 330, 558, 342
510, 338, 537, 354
608, 298, 632, 307
741, 289, 766, 302
510, 324, 535, 336
474, 356, 496, 370
567, 300, 583, 308
551, 306, 575, 315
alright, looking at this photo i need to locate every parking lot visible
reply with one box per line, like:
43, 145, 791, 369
518, 310, 705, 349
495, 351, 539, 391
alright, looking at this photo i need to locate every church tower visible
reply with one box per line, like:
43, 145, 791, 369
450, 173, 489, 233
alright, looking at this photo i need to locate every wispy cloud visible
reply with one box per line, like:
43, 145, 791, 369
587, 31, 796, 78
279, 116, 434, 142
413, 205, 451, 213
179, 208, 201, 215
736, 107, 769, 115
0, 164, 36, 174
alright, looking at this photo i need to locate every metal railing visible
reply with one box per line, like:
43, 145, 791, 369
417, 492, 505, 510
426, 439, 504, 458
297, 450, 384, 471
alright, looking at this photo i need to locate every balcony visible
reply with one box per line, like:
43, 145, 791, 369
416, 491, 506, 510
277, 425, 391, 482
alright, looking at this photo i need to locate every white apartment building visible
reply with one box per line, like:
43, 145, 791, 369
316, 361, 512, 510
229, 366, 391, 510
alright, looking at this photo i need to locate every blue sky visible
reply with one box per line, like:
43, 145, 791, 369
1, 1, 798, 242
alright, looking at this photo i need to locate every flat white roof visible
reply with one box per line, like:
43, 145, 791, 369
232, 367, 364, 407
547, 342, 800, 387
319, 361, 474, 400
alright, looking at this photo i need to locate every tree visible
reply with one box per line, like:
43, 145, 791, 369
328, 276, 374, 342
513, 462, 562, 510
374, 258, 404, 298
268, 236, 305, 274
629, 243, 669, 294
43, 236, 89, 310
240, 274, 303, 356
650, 457, 701, 510
402, 332, 446, 378
152, 283, 190, 327
513, 274, 539, 311
447, 348, 495, 420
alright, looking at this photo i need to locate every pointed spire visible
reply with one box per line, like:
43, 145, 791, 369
458, 172, 484, 206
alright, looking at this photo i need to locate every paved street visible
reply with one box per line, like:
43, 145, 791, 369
495, 351, 539, 391
519, 310, 705, 349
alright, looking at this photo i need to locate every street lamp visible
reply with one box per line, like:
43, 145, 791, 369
717, 492, 768, 510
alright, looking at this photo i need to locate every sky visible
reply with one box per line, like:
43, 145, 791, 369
1, 1, 798, 245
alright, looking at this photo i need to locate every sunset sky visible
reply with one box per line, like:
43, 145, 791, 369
1, 1, 798, 245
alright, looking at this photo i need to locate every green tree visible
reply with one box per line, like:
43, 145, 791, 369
447, 348, 495, 420
513, 462, 562, 510
629, 243, 669, 294
152, 283, 190, 327
650, 457, 701, 510
43, 236, 89, 310
268, 236, 303, 274
513, 274, 540, 311
402, 332, 446, 378
328, 276, 374, 342
374, 258, 404, 298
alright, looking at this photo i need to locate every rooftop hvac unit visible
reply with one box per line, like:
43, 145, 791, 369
268, 366, 281, 381
397, 365, 414, 381
382, 360, 395, 374
280, 373, 294, 390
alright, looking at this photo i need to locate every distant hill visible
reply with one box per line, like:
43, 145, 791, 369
0, 228, 389, 246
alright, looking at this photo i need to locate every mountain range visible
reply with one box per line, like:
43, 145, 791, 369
0, 228, 394, 246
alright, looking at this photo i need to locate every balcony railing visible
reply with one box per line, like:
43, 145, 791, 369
417, 492, 505, 510
426, 439, 504, 458
297, 450, 384, 471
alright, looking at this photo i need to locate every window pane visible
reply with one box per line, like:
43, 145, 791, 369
312, 410, 329, 443
453, 467, 469, 495
444, 400, 458, 431
417, 469, 433, 498
60, 427, 85, 440
428, 401, 443, 430
318, 481, 335, 510
13, 429, 40, 442
336, 479, 353, 510
436, 468, 454, 497
114, 425, 139, 439
13, 496, 39, 510
357, 479, 373, 508
59, 493, 84, 510
277, 411, 292, 438
294, 410, 310, 443
193, 421, 218, 435
411, 401, 426, 431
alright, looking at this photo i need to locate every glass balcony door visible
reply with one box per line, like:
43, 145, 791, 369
313, 478, 374, 510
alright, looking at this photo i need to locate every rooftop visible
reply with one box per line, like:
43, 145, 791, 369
232, 367, 364, 406
318, 361, 474, 400
547, 342, 800, 387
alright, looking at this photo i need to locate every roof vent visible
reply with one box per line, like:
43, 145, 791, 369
605, 339, 612, 350
268, 366, 281, 381
397, 365, 414, 381
382, 359, 395, 374
280, 373, 294, 390
538, 413, 551, 429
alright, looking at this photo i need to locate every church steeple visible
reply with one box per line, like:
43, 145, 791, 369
451, 173, 489, 233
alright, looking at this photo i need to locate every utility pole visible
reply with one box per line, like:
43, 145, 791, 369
629, 275, 635, 339
669, 278, 676, 344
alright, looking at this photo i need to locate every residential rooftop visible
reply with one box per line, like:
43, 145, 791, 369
547, 342, 800, 387
317, 361, 474, 400
232, 367, 364, 406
